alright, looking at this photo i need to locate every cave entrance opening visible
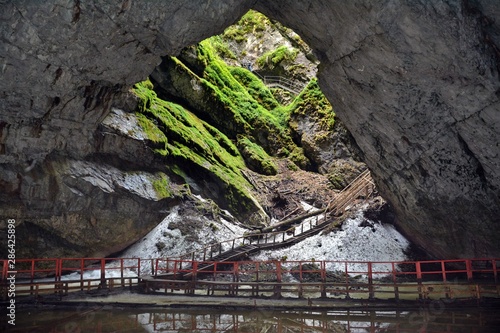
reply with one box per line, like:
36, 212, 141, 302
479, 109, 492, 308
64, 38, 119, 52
130, 9, 369, 230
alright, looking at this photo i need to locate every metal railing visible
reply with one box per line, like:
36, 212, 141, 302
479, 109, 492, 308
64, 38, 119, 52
2, 257, 499, 302
253, 72, 307, 95
0, 257, 144, 298
145, 258, 500, 301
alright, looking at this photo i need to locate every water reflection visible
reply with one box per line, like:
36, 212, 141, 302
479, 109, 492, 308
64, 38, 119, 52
6, 307, 500, 332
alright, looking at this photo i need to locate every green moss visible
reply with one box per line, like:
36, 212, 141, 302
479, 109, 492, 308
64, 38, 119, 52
195, 39, 296, 155
289, 146, 311, 170
133, 80, 261, 219
152, 173, 172, 199
230, 67, 279, 110
222, 10, 270, 43
136, 113, 167, 145
289, 79, 335, 131
256, 46, 299, 69
237, 135, 278, 175
208, 35, 237, 60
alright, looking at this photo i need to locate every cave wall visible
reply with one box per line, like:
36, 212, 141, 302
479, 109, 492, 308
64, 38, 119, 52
1, 0, 499, 258
0, 0, 255, 257
254, 0, 500, 258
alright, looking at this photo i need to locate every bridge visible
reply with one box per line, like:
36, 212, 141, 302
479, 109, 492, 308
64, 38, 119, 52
169, 169, 374, 265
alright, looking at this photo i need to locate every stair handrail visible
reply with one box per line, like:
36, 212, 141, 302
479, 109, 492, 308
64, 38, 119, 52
252, 71, 306, 95
167, 213, 326, 263
165, 170, 375, 265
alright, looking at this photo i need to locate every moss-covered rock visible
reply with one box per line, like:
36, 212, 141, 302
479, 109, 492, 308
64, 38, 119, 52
151, 38, 306, 161
133, 81, 269, 227
237, 135, 278, 175
256, 45, 299, 70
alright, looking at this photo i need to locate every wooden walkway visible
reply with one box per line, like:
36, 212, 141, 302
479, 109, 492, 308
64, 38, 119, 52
3, 257, 500, 306
142, 258, 500, 304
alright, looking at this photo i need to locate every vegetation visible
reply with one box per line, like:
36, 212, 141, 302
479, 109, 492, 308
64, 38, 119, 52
257, 45, 299, 70
152, 173, 172, 199
133, 80, 258, 216
230, 67, 279, 110
237, 135, 278, 175
222, 10, 270, 42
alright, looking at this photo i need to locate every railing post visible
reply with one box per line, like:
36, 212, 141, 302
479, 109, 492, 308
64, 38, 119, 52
192, 261, 198, 284
321, 261, 327, 298
138, 258, 141, 278
392, 262, 399, 301
441, 261, 447, 282
100, 258, 106, 288
234, 262, 239, 283
368, 262, 374, 299
274, 261, 282, 298
466, 259, 473, 282
345, 262, 350, 299
299, 262, 303, 282
31, 260, 35, 284
416, 261, 424, 299
80, 259, 84, 290
57, 259, 63, 282
416, 262, 422, 282
121, 258, 125, 287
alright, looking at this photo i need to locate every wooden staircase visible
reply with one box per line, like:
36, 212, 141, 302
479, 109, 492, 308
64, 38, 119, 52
153, 170, 375, 280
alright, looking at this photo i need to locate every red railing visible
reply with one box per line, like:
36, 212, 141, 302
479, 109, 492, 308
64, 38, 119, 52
151, 258, 500, 283
145, 258, 500, 301
2, 257, 499, 300
0, 257, 144, 298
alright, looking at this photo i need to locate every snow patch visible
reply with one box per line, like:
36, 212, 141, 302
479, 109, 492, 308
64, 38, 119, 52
253, 209, 410, 274
120, 205, 247, 274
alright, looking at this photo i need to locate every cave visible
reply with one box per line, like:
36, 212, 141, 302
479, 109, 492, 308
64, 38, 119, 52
0, 1, 499, 259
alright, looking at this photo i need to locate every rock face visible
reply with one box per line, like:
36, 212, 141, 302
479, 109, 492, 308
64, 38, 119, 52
254, 0, 500, 258
1, 0, 499, 258
0, 0, 255, 257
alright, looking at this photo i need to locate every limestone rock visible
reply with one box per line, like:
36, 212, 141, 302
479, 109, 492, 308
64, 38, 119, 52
255, 0, 500, 258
